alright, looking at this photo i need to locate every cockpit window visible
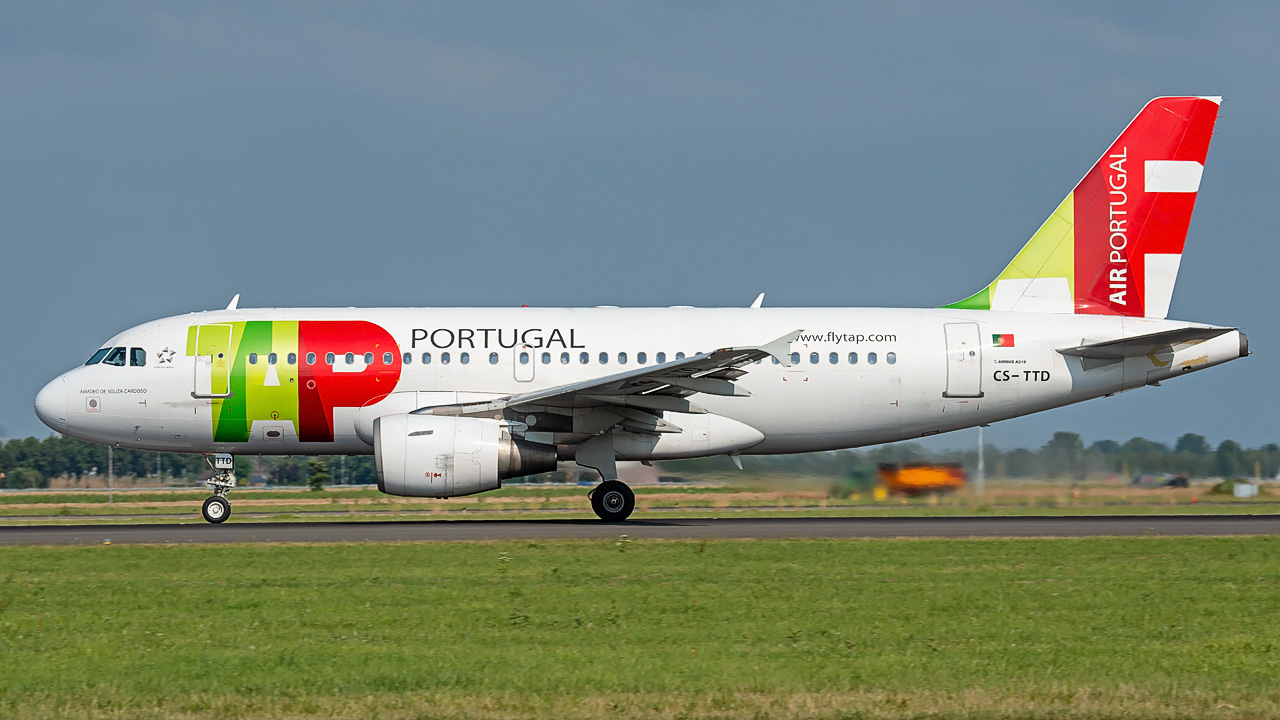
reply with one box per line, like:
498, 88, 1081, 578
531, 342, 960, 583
129, 348, 146, 367
85, 348, 111, 366
102, 347, 127, 367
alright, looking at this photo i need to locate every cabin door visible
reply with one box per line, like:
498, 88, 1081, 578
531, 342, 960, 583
192, 324, 234, 398
943, 322, 984, 398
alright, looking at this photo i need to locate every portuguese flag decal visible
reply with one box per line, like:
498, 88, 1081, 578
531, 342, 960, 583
992, 333, 1015, 348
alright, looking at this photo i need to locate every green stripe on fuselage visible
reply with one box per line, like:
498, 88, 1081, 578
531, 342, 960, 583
212, 321, 301, 443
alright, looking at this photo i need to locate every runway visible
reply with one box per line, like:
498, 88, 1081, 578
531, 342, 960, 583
2, 514, 1279, 545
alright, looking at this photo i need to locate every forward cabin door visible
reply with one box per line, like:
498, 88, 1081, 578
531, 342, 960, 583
192, 324, 234, 398
943, 322, 984, 398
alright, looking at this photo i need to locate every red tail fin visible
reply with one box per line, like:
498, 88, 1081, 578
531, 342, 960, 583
946, 96, 1221, 318
1074, 96, 1220, 317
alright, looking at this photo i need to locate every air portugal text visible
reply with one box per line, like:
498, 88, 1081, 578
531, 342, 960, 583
1108, 147, 1129, 306
410, 328, 586, 350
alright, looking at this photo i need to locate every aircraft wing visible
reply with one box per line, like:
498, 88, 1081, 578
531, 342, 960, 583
1057, 326, 1234, 360
412, 329, 802, 419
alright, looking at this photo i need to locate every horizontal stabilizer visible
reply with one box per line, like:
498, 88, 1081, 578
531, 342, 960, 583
1057, 327, 1234, 360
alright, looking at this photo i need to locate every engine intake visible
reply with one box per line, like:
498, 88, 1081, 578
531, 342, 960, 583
374, 414, 558, 498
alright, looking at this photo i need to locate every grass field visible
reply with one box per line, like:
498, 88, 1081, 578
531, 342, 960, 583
3, 536, 1280, 718
1, 482, 1275, 523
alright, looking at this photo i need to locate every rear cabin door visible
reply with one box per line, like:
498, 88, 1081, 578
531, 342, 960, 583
942, 322, 984, 398
193, 324, 233, 398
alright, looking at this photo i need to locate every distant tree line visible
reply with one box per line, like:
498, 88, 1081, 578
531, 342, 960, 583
666, 432, 1280, 485
0, 435, 375, 490
1, 432, 1277, 490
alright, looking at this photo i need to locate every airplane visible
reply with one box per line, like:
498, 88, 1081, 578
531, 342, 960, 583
34, 96, 1246, 524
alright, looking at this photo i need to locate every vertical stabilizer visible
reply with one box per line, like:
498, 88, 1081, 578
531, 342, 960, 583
946, 96, 1221, 318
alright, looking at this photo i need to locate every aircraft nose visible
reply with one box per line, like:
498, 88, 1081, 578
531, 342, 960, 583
35, 376, 68, 433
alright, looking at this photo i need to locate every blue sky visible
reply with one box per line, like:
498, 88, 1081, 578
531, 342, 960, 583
2, 2, 1276, 452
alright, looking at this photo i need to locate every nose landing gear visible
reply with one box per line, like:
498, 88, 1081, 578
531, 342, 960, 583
201, 453, 235, 524
202, 495, 230, 523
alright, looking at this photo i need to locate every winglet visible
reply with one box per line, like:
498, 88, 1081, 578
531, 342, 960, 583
226, 294, 241, 311
760, 329, 802, 366
750, 293, 765, 309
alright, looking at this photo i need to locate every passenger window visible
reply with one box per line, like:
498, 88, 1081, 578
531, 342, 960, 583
541, 352, 550, 364
402, 353, 412, 365
618, 352, 627, 365
345, 353, 355, 365
85, 348, 111, 365
307, 352, 316, 365
599, 352, 608, 365
829, 352, 838, 364
489, 352, 499, 365
325, 352, 336, 365
130, 348, 146, 367
868, 352, 878, 365
103, 347, 127, 366
675, 352, 685, 360
287, 353, 297, 365
848, 352, 858, 365
809, 352, 819, 364
790, 352, 800, 365
441, 352, 450, 365
460, 352, 470, 364
656, 352, 666, 363
249, 353, 259, 365
364, 352, 374, 365
520, 351, 530, 365
268, 353, 278, 365
383, 352, 393, 365
772, 357, 780, 365
887, 352, 897, 365
422, 353, 432, 364
637, 352, 647, 364
560, 352, 570, 364
579, 352, 589, 364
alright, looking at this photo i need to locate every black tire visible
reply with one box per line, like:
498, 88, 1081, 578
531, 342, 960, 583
590, 480, 635, 522
201, 496, 231, 524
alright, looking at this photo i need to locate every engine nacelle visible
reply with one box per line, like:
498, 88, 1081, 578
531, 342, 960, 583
374, 414, 558, 498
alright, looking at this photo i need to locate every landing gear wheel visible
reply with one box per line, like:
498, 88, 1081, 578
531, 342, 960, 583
590, 480, 635, 522
201, 496, 231, 524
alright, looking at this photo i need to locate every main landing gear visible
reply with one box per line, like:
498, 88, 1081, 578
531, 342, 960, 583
201, 453, 235, 524
576, 434, 636, 522
590, 480, 635, 522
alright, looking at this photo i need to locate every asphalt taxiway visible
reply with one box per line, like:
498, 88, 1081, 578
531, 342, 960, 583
1, 514, 1279, 545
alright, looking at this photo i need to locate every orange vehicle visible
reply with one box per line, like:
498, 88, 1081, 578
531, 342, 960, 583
878, 463, 966, 496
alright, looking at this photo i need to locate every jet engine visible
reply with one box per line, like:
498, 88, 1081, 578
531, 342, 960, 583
374, 414, 558, 498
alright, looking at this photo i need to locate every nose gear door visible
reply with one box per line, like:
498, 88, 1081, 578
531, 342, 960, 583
192, 324, 234, 398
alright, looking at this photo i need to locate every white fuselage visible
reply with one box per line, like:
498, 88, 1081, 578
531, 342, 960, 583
35, 306, 1246, 460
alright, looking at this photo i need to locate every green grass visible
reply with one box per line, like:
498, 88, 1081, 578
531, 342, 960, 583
5, 482, 1278, 525
1, 500, 1276, 524
3, 537, 1280, 718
